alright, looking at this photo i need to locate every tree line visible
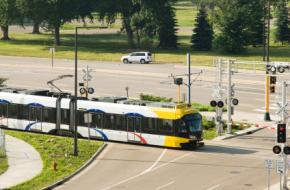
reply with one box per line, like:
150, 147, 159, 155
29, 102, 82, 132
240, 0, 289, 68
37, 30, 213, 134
191, 0, 290, 52
0, 0, 289, 53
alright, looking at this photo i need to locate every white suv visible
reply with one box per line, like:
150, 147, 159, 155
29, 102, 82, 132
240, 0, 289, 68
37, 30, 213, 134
121, 52, 152, 64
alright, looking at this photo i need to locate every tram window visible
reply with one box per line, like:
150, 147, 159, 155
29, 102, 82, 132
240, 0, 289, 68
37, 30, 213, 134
43, 108, 56, 123
135, 117, 141, 132
30, 107, 43, 121
115, 115, 126, 131
77, 111, 85, 126
92, 113, 103, 128
8, 104, 18, 119
61, 109, 70, 125
18, 105, 29, 120
104, 114, 115, 129
127, 117, 134, 132
142, 118, 156, 134
0, 104, 7, 117
175, 119, 188, 138
158, 119, 174, 135
158, 119, 173, 134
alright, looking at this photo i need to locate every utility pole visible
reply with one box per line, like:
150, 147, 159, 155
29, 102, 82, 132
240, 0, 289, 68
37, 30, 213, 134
227, 60, 233, 134
217, 59, 224, 135
74, 27, 78, 156
264, 0, 271, 121
187, 51, 191, 106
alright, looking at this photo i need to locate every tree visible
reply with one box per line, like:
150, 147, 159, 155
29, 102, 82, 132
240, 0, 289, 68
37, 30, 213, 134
245, 0, 264, 46
275, 0, 290, 44
191, 4, 213, 50
213, 0, 249, 53
43, 0, 97, 46
0, 0, 21, 40
16, 0, 49, 34
157, 1, 178, 48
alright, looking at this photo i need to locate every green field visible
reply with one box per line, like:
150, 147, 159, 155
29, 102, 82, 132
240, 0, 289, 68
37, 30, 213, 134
0, 0, 289, 65
5, 130, 103, 190
0, 156, 8, 176
1, 32, 289, 66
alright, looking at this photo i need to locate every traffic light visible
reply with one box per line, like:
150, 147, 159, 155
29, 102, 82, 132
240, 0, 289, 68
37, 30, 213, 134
174, 78, 183, 85
270, 85, 275, 93
270, 76, 276, 84
273, 145, 281, 154
277, 124, 287, 143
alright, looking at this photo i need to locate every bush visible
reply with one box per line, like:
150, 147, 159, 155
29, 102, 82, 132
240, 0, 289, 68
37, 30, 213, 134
139, 93, 172, 102
202, 116, 215, 130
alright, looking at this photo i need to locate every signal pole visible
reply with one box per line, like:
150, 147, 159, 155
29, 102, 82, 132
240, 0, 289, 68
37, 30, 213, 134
187, 51, 191, 106
227, 60, 233, 134
281, 81, 288, 190
264, 0, 271, 121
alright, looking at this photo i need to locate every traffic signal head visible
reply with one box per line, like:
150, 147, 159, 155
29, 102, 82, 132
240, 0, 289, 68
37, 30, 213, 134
270, 76, 276, 84
174, 78, 183, 85
273, 145, 281, 154
270, 85, 275, 93
277, 124, 287, 143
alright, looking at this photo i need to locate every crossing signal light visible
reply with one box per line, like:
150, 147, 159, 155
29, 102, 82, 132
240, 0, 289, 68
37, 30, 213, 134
273, 145, 281, 154
277, 124, 286, 143
210, 100, 224, 108
284, 146, 290, 155
217, 101, 224, 108
210, 100, 217, 107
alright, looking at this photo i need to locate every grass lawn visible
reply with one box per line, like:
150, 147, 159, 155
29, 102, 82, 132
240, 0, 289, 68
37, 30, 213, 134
0, 0, 289, 66
1, 33, 289, 66
5, 130, 103, 190
0, 156, 8, 176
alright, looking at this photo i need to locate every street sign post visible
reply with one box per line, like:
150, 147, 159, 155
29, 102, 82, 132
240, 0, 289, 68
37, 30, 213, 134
265, 159, 274, 190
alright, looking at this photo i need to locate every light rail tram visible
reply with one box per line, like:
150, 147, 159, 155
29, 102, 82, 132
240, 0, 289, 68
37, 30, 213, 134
0, 88, 204, 149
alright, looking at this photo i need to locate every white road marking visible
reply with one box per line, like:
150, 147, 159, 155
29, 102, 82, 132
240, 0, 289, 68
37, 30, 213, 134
141, 149, 167, 174
156, 181, 175, 190
207, 184, 220, 190
100, 151, 191, 190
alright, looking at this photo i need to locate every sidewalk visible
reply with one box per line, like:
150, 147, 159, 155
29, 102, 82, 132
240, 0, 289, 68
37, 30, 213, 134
0, 135, 43, 189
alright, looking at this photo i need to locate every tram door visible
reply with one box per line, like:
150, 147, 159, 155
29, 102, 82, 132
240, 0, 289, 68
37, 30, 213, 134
127, 116, 142, 142
0, 103, 8, 126
29, 106, 43, 131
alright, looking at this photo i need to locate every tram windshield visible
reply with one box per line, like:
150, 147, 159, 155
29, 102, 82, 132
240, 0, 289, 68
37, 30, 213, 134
182, 113, 202, 133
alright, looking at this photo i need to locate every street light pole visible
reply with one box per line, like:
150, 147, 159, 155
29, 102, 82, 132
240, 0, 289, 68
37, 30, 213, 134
73, 26, 107, 157
74, 27, 78, 156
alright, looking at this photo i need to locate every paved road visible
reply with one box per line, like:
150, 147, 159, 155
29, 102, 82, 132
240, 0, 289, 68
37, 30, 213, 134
55, 128, 280, 190
0, 55, 288, 116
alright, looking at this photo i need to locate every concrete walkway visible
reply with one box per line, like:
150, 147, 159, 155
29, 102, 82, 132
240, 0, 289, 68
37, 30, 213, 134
0, 135, 43, 189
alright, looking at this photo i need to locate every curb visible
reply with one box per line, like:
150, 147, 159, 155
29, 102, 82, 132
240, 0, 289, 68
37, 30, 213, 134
42, 143, 107, 190
213, 126, 264, 140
